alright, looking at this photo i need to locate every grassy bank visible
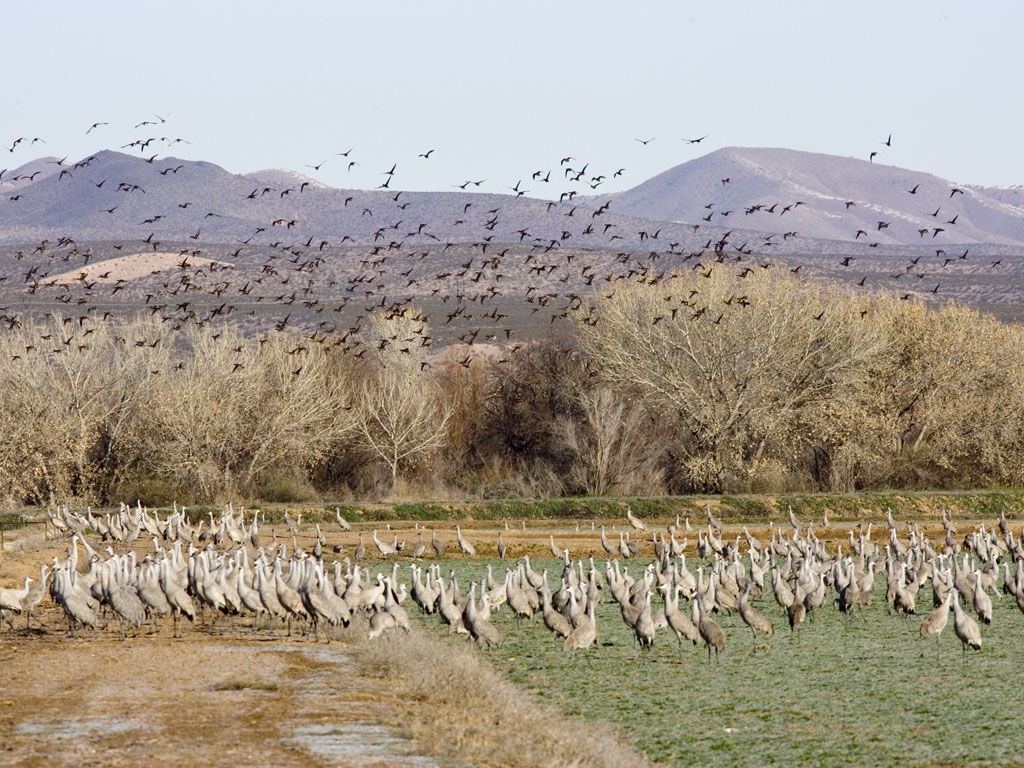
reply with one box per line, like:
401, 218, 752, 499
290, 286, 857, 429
149, 488, 1024, 526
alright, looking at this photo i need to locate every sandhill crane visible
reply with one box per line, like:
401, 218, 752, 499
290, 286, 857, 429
455, 525, 476, 557
253, 562, 286, 627
951, 591, 982, 659
802, 570, 827, 616
707, 505, 724, 531
368, 605, 396, 640
384, 578, 409, 631
274, 561, 309, 635
412, 533, 426, 559
696, 594, 725, 662
101, 561, 146, 639
771, 566, 795, 610
464, 582, 503, 648
549, 535, 562, 559
497, 531, 507, 559
335, 508, 352, 531
504, 569, 535, 622
372, 530, 397, 558
136, 560, 172, 633
409, 564, 432, 613
600, 526, 616, 555
669, 532, 685, 558
738, 583, 773, 646
622, 536, 638, 561
789, 507, 803, 532
787, 598, 806, 639
972, 570, 993, 624
354, 533, 366, 562
661, 584, 699, 654
298, 561, 335, 642
540, 584, 573, 639
22, 565, 49, 629
51, 567, 99, 638
431, 528, 446, 557
521, 556, 544, 590
893, 564, 917, 617
626, 506, 646, 532
0, 577, 31, 622
436, 577, 467, 634
234, 554, 267, 625
920, 591, 952, 657
284, 509, 301, 534
633, 590, 656, 653
192, 553, 229, 627
712, 572, 738, 613
742, 527, 762, 552
652, 531, 666, 560
159, 558, 196, 637
563, 598, 598, 656
313, 523, 326, 560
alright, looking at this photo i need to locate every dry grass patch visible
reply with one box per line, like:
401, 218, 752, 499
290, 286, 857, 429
342, 626, 652, 768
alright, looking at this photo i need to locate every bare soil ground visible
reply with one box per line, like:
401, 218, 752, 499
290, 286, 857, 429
0, 619, 447, 767
0, 535, 453, 768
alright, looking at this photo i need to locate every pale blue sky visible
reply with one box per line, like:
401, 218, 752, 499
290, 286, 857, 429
2, 1, 1019, 196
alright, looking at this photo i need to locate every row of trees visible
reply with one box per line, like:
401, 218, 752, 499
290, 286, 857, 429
1, 265, 1022, 505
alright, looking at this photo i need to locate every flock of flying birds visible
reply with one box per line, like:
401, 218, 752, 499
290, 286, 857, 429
0, 120, 1009, 366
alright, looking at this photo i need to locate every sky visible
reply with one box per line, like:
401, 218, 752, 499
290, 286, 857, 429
2, 1, 1021, 198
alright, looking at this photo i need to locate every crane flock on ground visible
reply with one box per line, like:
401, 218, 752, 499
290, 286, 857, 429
1, 502, 1020, 663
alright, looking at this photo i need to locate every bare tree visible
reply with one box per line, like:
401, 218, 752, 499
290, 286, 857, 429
354, 365, 452, 489
559, 384, 663, 495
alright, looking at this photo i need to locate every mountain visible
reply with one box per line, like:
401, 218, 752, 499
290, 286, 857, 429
0, 149, 763, 254
2, 147, 1024, 325
591, 147, 1024, 248
2, 148, 1022, 255
2, 148, 1024, 330
243, 168, 328, 191
970, 185, 1024, 209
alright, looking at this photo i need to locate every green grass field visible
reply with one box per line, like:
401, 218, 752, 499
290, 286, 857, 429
412, 557, 1024, 767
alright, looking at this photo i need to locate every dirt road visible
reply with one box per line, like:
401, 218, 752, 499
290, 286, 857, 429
0, 605, 447, 767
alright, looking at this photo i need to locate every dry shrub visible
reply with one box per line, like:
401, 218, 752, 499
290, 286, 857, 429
818, 298, 1024, 489
344, 628, 650, 768
134, 327, 358, 501
576, 265, 884, 492
3, 277, 1024, 503
0, 314, 171, 503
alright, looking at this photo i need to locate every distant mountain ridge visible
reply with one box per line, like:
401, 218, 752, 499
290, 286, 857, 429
3, 148, 1024, 328
588, 147, 1024, 247
1, 147, 1022, 254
